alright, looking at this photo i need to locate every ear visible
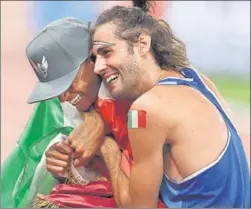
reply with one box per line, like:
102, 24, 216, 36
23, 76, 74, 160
137, 33, 151, 56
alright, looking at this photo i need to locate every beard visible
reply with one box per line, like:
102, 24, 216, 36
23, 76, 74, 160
112, 57, 142, 100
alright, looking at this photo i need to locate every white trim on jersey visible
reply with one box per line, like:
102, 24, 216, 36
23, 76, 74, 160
164, 130, 231, 184
161, 68, 235, 184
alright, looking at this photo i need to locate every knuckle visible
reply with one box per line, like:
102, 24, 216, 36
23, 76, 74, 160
75, 146, 84, 154
46, 149, 53, 156
83, 150, 92, 158
60, 167, 65, 173
67, 135, 73, 142
62, 161, 68, 169
81, 154, 91, 163
57, 142, 64, 148
71, 141, 78, 148
46, 165, 51, 172
54, 142, 61, 148
66, 144, 73, 152
64, 155, 70, 161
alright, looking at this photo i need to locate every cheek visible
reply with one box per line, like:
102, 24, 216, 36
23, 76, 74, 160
120, 58, 135, 74
105, 58, 112, 67
105, 53, 122, 68
93, 78, 101, 93
71, 81, 87, 93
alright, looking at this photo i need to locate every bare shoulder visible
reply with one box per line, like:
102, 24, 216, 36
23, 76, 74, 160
127, 92, 168, 156
131, 84, 188, 114
129, 86, 182, 144
130, 82, 219, 137
131, 85, 179, 111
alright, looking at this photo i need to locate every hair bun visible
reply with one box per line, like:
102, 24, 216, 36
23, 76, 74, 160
132, 0, 153, 12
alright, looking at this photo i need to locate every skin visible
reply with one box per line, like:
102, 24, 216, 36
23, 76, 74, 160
91, 22, 232, 208
58, 59, 100, 112
45, 59, 106, 177
44, 22, 234, 207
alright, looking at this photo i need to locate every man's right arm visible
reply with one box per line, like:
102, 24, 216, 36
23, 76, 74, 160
99, 95, 167, 208
67, 107, 106, 167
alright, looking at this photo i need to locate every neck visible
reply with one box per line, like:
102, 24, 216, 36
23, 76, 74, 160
131, 63, 162, 99
133, 66, 183, 99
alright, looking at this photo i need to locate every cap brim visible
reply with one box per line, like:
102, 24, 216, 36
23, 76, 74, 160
27, 66, 79, 104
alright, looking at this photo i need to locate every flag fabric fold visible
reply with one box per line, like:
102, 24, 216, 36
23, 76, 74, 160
1, 96, 167, 208
1, 98, 73, 208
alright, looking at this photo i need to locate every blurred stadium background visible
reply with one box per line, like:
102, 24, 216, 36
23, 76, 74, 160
1, 1, 250, 167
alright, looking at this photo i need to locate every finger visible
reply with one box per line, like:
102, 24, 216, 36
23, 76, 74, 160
67, 141, 79, 153
64, 138, 76, 152
67, 133, 86, 150
46, 157, 69, 169
74, 145, 85, 158
55, 141, 73, 156
46, 164, 67, 177
73, 150, 94, 167
73, 158, 82, 167
46, 150, 71, 162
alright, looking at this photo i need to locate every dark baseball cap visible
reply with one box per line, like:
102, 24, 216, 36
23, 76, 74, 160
26, 17, 92, 104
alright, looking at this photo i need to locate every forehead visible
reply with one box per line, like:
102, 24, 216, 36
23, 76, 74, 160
93, 23, 117, 42
92, 23, 118, 53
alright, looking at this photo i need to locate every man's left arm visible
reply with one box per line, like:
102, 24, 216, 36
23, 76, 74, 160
100, 101, 167, 208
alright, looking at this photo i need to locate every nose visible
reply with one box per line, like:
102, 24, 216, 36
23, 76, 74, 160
58, 91, 70, 103
94, 56, 106, 75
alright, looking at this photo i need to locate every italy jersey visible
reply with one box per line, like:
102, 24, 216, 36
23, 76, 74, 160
158, 68, 250, 208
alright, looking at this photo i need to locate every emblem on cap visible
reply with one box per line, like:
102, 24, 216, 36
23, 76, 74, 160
30, 56, 48, 79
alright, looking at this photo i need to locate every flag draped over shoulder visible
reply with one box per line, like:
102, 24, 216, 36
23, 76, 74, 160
1, 94, 167, 208
1, 98, 73, 208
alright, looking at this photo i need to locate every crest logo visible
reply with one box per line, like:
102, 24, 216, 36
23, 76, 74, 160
30, 56, 48, 78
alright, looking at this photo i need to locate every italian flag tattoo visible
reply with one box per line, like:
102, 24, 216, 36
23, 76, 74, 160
128, 110, 147, 129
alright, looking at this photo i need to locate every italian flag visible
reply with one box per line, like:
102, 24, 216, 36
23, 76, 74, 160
128, 110, 146, 129
1, 98, 74, 208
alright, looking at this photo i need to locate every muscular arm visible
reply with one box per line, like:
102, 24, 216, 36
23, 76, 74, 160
68, 106, 106, 167
100, 97, 167, 208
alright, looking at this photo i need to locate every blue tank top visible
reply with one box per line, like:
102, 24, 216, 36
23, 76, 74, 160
158, 68, 250, 208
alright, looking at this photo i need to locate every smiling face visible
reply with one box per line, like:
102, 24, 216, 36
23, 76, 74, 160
92, 23, 144, 100
58, 60, 101, 112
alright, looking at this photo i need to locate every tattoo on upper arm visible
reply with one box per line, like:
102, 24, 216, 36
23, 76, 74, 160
128, 110, 147, 129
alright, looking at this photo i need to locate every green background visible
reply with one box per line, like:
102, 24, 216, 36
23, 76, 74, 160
208, 74, 250, 104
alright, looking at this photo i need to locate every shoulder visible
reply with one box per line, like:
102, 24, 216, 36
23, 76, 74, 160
130, 84, 183, 121
128, 87, 180, 145
129, 83, 207, 139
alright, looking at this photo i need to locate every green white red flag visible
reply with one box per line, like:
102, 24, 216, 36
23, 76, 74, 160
128, 110, 146, 129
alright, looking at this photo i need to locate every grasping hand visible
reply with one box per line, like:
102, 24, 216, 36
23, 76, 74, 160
67, 107, 106, 167
45, 140, 73, 177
